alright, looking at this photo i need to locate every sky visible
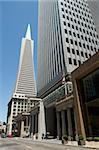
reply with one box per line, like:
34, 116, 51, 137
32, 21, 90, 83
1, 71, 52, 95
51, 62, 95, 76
0, 0, 38, 122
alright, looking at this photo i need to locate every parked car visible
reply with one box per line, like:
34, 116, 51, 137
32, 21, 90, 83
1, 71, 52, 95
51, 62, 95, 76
7, 134, 13, 138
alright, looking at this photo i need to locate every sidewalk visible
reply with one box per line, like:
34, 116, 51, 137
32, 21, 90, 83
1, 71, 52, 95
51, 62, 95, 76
16, 137, 99, 149
33, 138, 99, 149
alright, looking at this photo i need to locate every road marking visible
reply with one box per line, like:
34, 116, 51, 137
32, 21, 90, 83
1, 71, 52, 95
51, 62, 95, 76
26, 145, 33, 149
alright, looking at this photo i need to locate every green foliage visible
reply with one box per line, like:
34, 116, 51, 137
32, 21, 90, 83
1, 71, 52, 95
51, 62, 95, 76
86, 137, 93, 141
78, 135, 84, 140
93, 137, 99, 141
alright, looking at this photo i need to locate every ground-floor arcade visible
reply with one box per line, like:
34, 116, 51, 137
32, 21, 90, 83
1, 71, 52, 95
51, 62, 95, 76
15, 112, 30, 137
56, 97, 78, 141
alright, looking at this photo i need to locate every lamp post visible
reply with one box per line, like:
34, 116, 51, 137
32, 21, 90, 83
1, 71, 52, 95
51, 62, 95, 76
62, 77, 67, 96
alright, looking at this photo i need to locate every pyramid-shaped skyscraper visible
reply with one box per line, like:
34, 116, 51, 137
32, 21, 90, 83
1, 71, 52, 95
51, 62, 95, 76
7, 24, 37, 135
14, 24, 36, 97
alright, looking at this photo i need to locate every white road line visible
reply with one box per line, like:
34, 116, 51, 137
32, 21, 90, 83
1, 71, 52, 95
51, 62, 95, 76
26, 145, 33, 149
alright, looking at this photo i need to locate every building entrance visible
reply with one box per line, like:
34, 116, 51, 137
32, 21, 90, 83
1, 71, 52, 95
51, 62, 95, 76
45, 106, 57, 138
81, 69, 99, 137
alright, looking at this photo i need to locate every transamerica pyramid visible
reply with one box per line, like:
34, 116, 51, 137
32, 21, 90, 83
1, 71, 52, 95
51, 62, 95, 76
14, 24, 36, 97
7, 24, 37, 135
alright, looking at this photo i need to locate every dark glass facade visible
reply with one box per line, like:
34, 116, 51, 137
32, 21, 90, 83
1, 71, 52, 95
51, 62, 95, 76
81, 69, 99, 102
80, 68, 99, 136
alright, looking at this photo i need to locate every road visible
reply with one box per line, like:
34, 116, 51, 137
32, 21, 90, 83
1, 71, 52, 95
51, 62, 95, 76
0, 138, 98, 150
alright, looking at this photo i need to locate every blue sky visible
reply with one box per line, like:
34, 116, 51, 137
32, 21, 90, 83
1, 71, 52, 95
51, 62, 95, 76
0, 0, 38, 122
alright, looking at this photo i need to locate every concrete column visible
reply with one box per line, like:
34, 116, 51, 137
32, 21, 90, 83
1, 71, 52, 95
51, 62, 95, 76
29, 116, 32, 136
26, 116, 29, 134
35, 114, 37, 133
73, 80, 86, 138
61, 110, 66, 136
7, 101, 14, 135
32, 115, 34, 135
67, 108, 73, 140
21, 121, 24, 137
38, 100, 46, 140
74, 108, 78, 141
56, 111, 61, 139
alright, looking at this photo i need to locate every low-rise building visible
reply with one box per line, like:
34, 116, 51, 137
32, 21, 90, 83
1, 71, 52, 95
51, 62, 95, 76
72, 52, 99, 138
0, 122, 6, 134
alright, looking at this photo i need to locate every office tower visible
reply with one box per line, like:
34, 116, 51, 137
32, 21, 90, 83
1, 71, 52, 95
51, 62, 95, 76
7, 24, 36, 135
37, 0, 99, 140
87, 0, 99, 35
15, 24, 36, 97
37, 0, 99, 95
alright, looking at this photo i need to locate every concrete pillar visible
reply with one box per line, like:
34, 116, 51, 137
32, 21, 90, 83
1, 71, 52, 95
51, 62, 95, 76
21, 121, 24, 137
26, 116, 29, 134
7, 101, 14, 135
35, 114, 37, 133
73, 80, 86, 138
74, 108, 78, 141
56, 111, 61, 139
67, 108, 73, 140
61, 110, 66, 136
38, 100, 46, 140
32, 115, 34, 134
29, 116, 32, 136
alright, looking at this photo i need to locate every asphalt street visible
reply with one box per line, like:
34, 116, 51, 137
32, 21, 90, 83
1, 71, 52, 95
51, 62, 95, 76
0, 138, 98, 150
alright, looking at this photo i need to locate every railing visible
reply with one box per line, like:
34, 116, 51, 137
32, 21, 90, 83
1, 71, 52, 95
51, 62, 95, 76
43, 82, 73, 106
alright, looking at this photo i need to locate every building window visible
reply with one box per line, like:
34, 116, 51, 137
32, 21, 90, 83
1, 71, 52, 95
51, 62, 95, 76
77, 34, 80, 38
66, 38, 69, 43
87, 45, 89, 50
72, 49, 75, 54
67, 16, 69, 20
85, 37, 87, 41
70, 39, 73, 44
66, 10, 68, 13
72, 25, 74, 29
73, 59, 77, 65
65, 29, 67, 34
63, 14, 65, 18
81, 35, 83, 40
81, 51, 84, 57
62, 8, 64, 11
79, 42, 82, 47
67, 47, 70, 53
64, 22, 66, 26
89, 54, 91, 57
85, 53, 88, 58
73, 32, 76, 37
69, 30, 71, 35
75, 41, 77, 46
78, 60, 81, 66
68, 23, 70, 27
68, 58, 72, 64
76, 50, 79, 55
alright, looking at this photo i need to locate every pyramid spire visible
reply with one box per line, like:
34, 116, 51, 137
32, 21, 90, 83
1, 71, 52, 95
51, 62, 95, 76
25, 24, 31, 39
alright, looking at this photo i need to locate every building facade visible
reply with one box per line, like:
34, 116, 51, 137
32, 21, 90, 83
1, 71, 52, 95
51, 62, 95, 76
37, 0, 99, 140
7, 25, 37, 135
72, 52, 99, 138
37, 0, 99, 95
88, 0, 99, 35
